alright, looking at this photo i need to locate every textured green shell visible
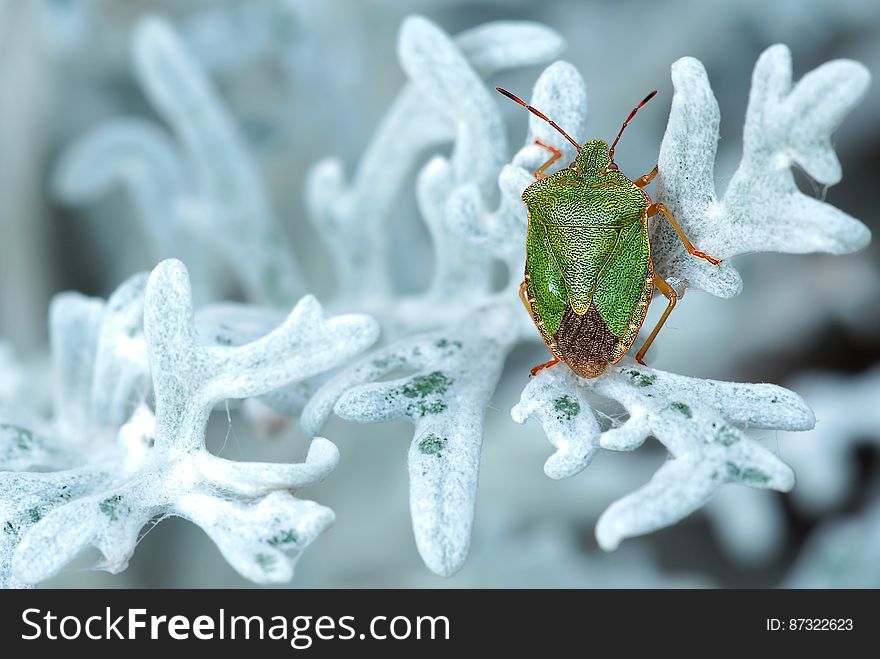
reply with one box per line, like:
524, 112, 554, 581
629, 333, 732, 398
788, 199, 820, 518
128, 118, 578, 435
523, 141, 651, 342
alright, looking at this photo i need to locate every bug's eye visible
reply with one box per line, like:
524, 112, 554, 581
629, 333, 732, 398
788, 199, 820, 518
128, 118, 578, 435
607, 163, 619, 172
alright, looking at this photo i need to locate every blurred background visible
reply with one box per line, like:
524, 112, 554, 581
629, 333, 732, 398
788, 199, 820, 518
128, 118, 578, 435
0, 0, 878, 588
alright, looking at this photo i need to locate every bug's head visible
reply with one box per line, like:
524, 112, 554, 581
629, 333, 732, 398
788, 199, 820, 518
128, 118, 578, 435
575, 140, 612, 177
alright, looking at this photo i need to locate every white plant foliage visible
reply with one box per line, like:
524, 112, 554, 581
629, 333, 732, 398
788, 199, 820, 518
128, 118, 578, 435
302, 17, 570, 577
0, 260, 379, 588
306, 17, 563, 309
702, 484, 788, 565
302, 309, 517, 577
52, 16, 304, 306
302, 16, 869, 576
652, 44, 871, 297
777, 366, 880, 514
194, 303, 323, 415
510, 44, 868, 553
512, 365, 813, 550
785, 496, 880, 588
4, 10, 870, 586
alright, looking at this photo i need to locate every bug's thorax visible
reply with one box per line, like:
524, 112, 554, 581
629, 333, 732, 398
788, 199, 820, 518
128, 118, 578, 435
523, 139, 641, 191
521, 144, 651, 232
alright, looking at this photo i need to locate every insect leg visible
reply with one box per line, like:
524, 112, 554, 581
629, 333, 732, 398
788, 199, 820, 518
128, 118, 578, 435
521, 279, 563, 375
530, 357, 560, 377
633, 164, 659, 188
519, 280, 531, 311
533, 139, 562, 180
647, 203, 721, 265
634, 273, 677, 366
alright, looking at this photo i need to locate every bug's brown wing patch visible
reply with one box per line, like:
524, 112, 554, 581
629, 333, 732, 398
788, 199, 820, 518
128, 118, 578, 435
553, 303, 617, 379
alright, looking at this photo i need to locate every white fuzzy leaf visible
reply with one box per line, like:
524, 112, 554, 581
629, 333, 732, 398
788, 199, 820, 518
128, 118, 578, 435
653, 45, 871, 297
305, 16, 562, 304
513, 364, 813, 551
3, 260, 377, 586
303, 304, 518, 577
54, 16, 304, 305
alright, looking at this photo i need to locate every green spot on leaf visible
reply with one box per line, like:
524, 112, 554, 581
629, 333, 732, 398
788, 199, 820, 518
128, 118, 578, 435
418, 434, 447, 456
268, 530, 299, 547
670, 402, 692, 418
714, 425, 740, 446
741, 467, 771, 485
255, 553, 276, 571
724, 462, 770, 485
626, 369, 656, 387
553, 395, 581, 421
435, 338, 462, 350
99, 495, 123, 521
725, 462, 770, 484
402, 371, 453, 398
28, 507, 42, 524
401, 372, 453, 417
3, 521, 16, 535
406, 399, 448, 417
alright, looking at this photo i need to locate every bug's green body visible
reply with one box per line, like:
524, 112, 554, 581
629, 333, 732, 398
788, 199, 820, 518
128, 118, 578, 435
522, 140, 653, 378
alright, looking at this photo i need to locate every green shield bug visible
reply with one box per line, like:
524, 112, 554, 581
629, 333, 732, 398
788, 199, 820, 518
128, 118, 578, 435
497, 87, 720, 378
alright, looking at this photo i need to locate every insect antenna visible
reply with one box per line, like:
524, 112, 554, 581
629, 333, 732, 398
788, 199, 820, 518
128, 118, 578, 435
495, 87, 581, 151
608, 90, 658, 162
